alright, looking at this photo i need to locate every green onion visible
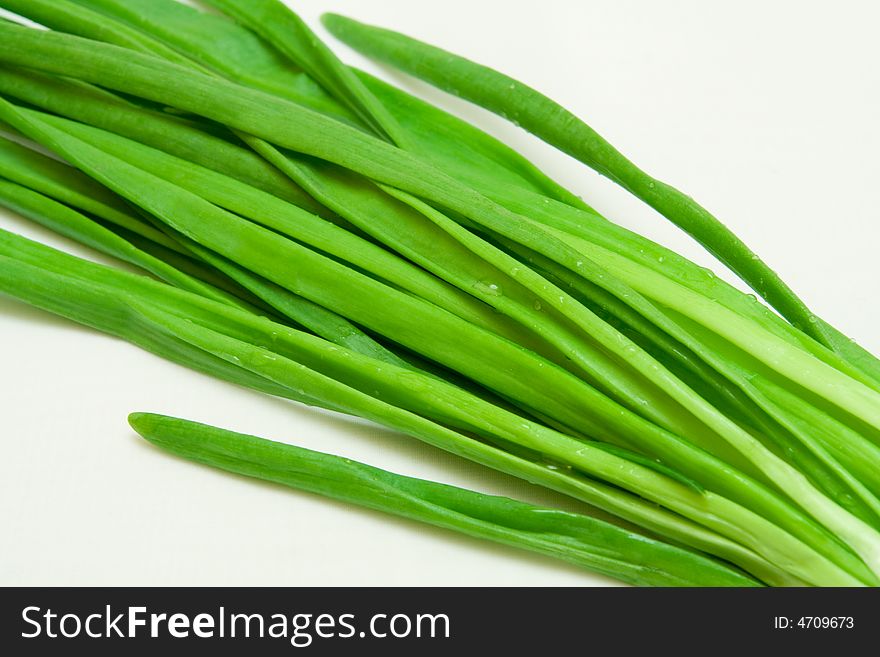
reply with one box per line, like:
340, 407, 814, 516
318, 15, 864, 358
0, 0, 877, 587
129, 412, 761, 587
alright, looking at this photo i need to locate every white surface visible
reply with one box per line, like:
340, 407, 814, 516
1, 0, 878, 586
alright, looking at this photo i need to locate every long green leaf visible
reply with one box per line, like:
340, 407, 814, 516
129, 412, 761, 587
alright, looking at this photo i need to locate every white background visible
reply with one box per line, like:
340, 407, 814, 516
1, 0, 878, 585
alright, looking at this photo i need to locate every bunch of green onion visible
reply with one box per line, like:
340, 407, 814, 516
0, 0, 878, 587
